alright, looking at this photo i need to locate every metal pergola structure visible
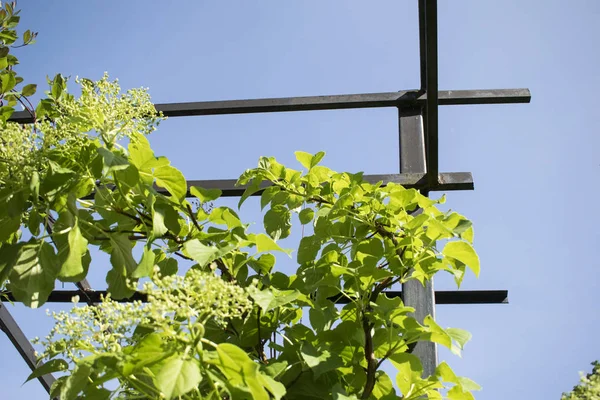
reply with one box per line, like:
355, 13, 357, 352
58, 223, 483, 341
1, 0, 530, 396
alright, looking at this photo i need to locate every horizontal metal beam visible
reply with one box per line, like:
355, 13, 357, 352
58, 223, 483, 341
8, 89, 531, 123
80, 172, 474, 201
183, 172, 474, 196
1, 290, 508, 305
0, 302, 55, 394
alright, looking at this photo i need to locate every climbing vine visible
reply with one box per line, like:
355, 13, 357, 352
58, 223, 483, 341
0, 4, 482, 399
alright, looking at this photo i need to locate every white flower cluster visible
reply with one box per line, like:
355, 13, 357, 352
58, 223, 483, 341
34, 269, 252, 365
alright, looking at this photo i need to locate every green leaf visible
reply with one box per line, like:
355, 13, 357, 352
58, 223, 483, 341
21, 83, 36, 96
257, 373, 286, 400
255, 233, 291, 255
295, 151, 313, 169
210, 343, 269, 400
0, 56, 9, 69
132, 246, 156, 278
155, 354, 202, 399
109, 233, 137, 275
260, 186, 280, 210
97, 147, 129, 172
25, 359, 68, 383
247, 253, 275, 275
154, 164, 187, 201
8, 240, 59, 308
447, 386, 476, 400
0, 242, 22, 284
264, 205, 291, 240
300, 343, 343, 378
389, 353, 423, 397
152, 200, 179, 238
57, 223, 89, 282
183, 239, 223, 267
297, 235, 321, 264
0, 71, 16, 93
209, 207, 242, 229
249, 287, 300, 311
310, 151, 325, 168
442, 241, 480, 277
238, 178, 263, 208
105, 268, 134, 300
446, 328, 472, 353
51, 74, 65, 99
298, 208, 314, 225
190, 186, 221, 202
128, 133, 168, 174
60, 360, 92, 400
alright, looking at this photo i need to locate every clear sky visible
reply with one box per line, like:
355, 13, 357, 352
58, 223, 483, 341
2, 1, 599, 399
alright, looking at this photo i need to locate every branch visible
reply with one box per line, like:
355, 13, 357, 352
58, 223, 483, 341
256, 308, 267, 363
361, 314, 377, 399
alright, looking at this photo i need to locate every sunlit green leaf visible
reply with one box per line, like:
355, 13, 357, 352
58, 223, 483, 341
155, 354, 202, 399
443, 241, 480, 277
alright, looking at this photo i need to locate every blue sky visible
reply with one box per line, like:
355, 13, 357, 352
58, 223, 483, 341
2, 1, 599, 398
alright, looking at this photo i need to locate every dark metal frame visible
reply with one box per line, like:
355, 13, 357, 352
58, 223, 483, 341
1, 0, 530, 395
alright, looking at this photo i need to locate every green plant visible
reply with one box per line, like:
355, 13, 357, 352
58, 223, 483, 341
0, 4, 482, 399
562, 362, 600, 400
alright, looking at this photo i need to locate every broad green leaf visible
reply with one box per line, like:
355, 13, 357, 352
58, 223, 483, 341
210, 343, 269, 400
257, 373, 286, 400
298, 208, 314, 225
154, 164, 187, 201
109, 233, 137, 275
295, 151, 313, 170
190, 186, 221, 202
442, 241, 480, 277
297, 235, 320, 264
389, 353, 423, 397
372, 371, 395, 399
51, 74, 65, 99
247, 253, 276, 275
21, 83, 36, 96
128, 133, 158, 171
255, 233, 292, 255
446, 327, 472, 354
155, 354, 202, 399
105, 268, 134, 300
300, 343, 343, 378
249, 287, 300, 311
447, 386, 476, 400
183, 239, 231, 267
60, 360, 92, 400
57, 223, 89, 282
132, 246, 156, 278
8, 240, 59, 308
310, 151, 325, 168
209, 207, 242, 229
0, 242, 22, 284
0, 215, 20, 242
423, 316, 454, 352
97, 147, 129, 172
260, 186, 280, 210
238, 177, 263, 208
25, 359, 68, 383
264, 205, 291, 240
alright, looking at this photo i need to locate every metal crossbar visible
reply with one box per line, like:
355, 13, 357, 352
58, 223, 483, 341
1, 290, 509, 305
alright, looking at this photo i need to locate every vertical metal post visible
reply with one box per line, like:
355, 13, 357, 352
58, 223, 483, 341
0, 302, 55, 394
399, 107, 437, 376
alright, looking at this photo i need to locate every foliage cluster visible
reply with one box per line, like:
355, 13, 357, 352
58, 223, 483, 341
562, 362, 600, 400
1, 5, 482, 399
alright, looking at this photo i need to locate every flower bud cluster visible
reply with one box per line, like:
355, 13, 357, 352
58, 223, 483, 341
34, 269, 252, 366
